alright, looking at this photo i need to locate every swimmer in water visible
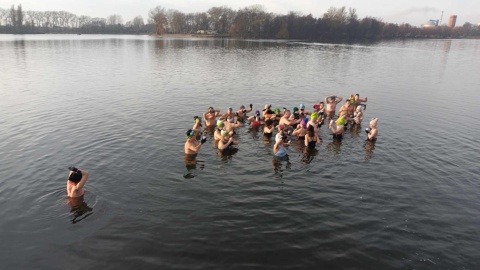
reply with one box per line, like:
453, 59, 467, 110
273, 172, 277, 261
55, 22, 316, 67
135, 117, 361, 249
329, 117, 345, 139
214, 120, 226, 147
263, 119, 275, 142
185, 129, 207, 154
220, 107, 237, 123
307, 112, 321, 136
355, 93, 368, 109
279, 110, 301, 130
366, 118, 378, 141
192, 116, 203, 137
297, 103, 310, 120
203, 107, 221, 128
67, 166, 89, 198
338, 100, 355, 127
218, 130, 238, 153
305, 124, 320, 150
273, 134, 290, 158
248, 110, 263, 128
353, 105, 364, 125
325, 95, 343, 120
263, 104, 276, 120
292, 118, 309, 140
236, 104, 253, 122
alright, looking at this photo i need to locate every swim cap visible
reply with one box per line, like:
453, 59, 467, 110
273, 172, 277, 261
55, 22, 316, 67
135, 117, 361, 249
228, 107, 233, 111
193, 116, 201, 123
221, 130, 229, 137
255, 110, 260, 115
275, 133, 283, 143
273, 108, 280, 114
337, 118, 346, 126
311, 112, 319, 120
293, 107, 299, 113
370, 118, 378, 128
356, 105, 363, 112
186, 129, 195, 139
313, 104, 320, 110
217, 120, 225, 128
302, 118, 308, 128
299, 103, 305, 109
349, 99, 355, 104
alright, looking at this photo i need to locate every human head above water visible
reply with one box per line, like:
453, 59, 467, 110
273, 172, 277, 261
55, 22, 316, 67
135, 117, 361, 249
186, 129, 195, 139
336, 118, 346, 126
217, 120, 225, 128
221, 130, 229, 138
68, 166, 82, 183
370, 118, 378, 128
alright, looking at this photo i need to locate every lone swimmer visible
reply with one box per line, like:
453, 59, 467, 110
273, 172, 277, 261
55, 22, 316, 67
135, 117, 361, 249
67, 166, 89, 198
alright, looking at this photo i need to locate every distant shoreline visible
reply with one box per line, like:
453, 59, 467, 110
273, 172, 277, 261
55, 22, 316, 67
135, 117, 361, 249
151, 34, 230, 38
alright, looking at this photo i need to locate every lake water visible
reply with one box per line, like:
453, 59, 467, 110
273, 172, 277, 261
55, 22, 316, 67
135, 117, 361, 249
1, 34, 479, 269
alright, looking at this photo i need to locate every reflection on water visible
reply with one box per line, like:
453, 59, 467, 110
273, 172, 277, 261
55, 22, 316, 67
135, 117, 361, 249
272, 155, 291, 176
302, 148, 319, 164
364, 140, 376, 161
68, 196, 93, 224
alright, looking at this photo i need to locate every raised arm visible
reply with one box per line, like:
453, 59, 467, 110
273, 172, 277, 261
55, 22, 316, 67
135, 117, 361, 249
336, 96, 343, 104
75, 170, 89, 191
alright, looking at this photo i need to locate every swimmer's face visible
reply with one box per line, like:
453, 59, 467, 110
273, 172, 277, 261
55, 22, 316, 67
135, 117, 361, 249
284, 111, 291, 117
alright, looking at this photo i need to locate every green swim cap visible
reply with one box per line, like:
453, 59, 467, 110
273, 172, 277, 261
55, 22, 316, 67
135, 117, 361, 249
311, 112, 319, 119
221, 130, 229, 137
217, 120, 224, 128
337, 118, 346, 125
273, 108, 280, 114
293, 107, 299, 113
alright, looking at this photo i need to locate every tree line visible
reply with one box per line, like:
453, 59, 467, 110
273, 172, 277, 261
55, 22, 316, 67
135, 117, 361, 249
1, 4, 479, 40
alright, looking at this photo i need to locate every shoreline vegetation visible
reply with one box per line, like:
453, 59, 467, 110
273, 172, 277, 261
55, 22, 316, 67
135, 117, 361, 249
1, 4, 479, 42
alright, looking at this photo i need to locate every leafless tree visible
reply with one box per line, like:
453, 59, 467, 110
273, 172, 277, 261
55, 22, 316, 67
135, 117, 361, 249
149, 5, 167, 35
107, 14, 123, 25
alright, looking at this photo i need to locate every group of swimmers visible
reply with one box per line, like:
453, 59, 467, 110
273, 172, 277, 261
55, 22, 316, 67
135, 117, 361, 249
67, 94, 378, 198
184, 94, 379, 159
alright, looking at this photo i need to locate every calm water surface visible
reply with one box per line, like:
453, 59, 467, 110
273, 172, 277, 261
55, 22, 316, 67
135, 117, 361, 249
0, 35, 479, 269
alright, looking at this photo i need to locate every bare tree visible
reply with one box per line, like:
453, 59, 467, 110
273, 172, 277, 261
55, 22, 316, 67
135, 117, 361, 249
0, 8, 8, 25
107, 14, 123, 25
16, 4, 23, 28
9, 5, 16, 27
149, 6, 167, 35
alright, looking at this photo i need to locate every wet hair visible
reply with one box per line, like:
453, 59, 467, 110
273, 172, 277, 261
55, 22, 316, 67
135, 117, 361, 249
307, 125, 315, 137
68, 170, 83, 183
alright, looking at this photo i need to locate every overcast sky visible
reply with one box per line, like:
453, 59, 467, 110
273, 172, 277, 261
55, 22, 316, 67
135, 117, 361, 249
1, 0, 478, 26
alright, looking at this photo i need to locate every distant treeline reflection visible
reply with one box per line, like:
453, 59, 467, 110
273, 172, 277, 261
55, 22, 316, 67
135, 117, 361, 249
1, 4, 479, 40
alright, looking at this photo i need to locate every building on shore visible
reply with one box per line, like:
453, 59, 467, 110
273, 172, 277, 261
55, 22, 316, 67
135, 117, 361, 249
448, 15, 457, 27
421, 20, 439, 28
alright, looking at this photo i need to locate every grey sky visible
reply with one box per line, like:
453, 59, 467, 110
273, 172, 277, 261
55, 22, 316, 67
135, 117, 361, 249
1, 0, 478, 26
